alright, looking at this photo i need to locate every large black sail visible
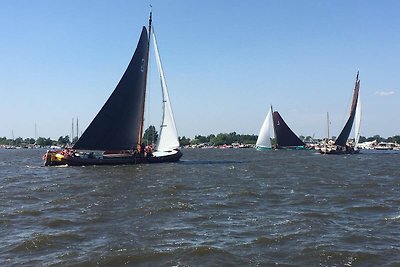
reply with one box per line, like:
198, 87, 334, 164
272, 111, 305, 148
334, 75, 360, 147
74, 27, 149, 151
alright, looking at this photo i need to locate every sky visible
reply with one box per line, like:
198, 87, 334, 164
1, 0, 399, 140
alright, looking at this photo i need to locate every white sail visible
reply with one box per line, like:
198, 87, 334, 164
354, 93, 362, 147
256, 106, 273, 149
152, 28, 180, 153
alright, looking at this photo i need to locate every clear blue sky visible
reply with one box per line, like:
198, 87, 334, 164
1, 0, 399, 140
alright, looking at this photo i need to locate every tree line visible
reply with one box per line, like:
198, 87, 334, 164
179, 132, 258, 146
1, 126, 399, 147
0, 136, 73, 147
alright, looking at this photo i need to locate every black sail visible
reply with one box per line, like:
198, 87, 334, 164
334, 76, 360, 147
272, 111, 305, 148
73, 27, 149, 151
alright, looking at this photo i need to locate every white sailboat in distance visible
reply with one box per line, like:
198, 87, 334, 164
256, 105, 274, 150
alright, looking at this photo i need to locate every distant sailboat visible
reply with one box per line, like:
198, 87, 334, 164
256, 105, 273, 150
272, 111, 306, 149
320, 71, 361, 154
44, 12, 182, 166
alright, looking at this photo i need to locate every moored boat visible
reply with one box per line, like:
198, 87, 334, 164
374, 142, 396, 150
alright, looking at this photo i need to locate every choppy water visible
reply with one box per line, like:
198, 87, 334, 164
0, 148, 399, 266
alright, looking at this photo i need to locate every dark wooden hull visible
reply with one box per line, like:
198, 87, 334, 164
319, 146, 360, 155
44, 150, 182, 166
320, 150, 360, 155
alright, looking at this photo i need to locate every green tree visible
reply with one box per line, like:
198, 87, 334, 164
387, 135, 400, 143
194, 135, 208, 144
212, 133, 232, 146
14, 137, 23, 146
191, 135, 210, 145
58, 136, 70, 146
143, 125, 158, 145
367, 135, 383, 142
36, 137, 54, 147
207, 134, 215, 142
359, 136, 367, 143
179, 136, 191, 146
24, 138, 35, 144
237, 134, 257, 144
0, 137, 7, 145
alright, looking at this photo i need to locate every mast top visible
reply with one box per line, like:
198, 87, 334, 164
148, 7, 152, 32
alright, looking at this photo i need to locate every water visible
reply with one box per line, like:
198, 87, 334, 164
1, 148, 399, 266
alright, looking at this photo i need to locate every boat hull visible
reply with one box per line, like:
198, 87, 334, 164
44, 150, 182, 166
255, 146, 273, 151
148, 150, 183, 163
319, 145, 359, 155
276, 146, 310, 150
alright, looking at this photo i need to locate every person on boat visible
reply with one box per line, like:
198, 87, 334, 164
139, 143, 146, 157
71, 149, 78, 157
144, 144, 153, 158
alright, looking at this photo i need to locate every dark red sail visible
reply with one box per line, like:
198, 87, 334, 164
73, 27, 149, 151
334, 73, 360, 147
272, 111, 305, 148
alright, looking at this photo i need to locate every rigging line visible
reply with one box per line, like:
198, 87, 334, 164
152, 26, 162, 131
152, 25, 167, 145
145, 38, 152, 145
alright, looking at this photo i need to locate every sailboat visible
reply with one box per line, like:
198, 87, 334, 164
272, 110, 306, 149
319, 71, 361, 154
44, 12, 182, 166
255, 105, 274, 150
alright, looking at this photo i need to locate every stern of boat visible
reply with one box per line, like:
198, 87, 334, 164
43, 151, 66, 166
149, 149, 182, 163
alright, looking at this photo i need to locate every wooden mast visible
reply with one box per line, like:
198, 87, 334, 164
137, 10, 152, 150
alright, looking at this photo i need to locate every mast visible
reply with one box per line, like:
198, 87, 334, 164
327, 112, 330, 141
137, 10, 152, 148
271, 106, 278, 148
71, 118, 74, 144
324, 112, 329, 154
34, 123, 38, 141
76, 117, 79, 140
